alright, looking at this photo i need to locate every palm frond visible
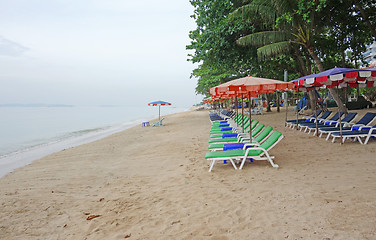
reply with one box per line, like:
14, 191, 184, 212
229, 2, 277, 24
257, 41, 291, 60
237, 31, 290, 47
271, 0, 296, 16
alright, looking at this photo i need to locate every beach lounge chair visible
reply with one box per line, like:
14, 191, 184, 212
152, 118, 165, 127
324, 112, 376, 142
205, 131, 283, 172
300, 111, 343, 134
317, 112, 358, 137
297, 111, 332, 130
251, 107, 263, 115
210, 118, 252, 134
210, 114, 247, 129
208, 125, 273, 151
293, 105, 307, 115
208, 121, 259, 143
285, 110, 322, 129
356, 126, 376, 144
330, 124, 376, 144
210, 120, 256, 138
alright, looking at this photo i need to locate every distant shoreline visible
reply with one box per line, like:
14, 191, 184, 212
0, 103, 74, 107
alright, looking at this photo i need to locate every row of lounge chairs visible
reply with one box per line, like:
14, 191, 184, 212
204, 110, 283, 172
286, 110, 376, 144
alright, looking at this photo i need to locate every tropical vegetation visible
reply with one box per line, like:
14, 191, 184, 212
187, 0, 376, 109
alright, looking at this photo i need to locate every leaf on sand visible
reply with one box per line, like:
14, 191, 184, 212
124, 233, 131, 238
86, 215, 101, 220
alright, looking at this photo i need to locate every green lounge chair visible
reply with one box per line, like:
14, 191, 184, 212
205, 131, 283, 172
210, 115, 248, 131
208, 125, 272, 151
208, 120, 259, 143
210, 120, 256, 138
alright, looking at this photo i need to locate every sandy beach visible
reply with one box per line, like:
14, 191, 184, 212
1, 107, 376, 239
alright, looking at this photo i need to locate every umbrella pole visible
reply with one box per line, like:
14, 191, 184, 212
159, 105, 161, 121
235, 96, 238, 128
337, 83, 343, 144
241, 93, 244, 133
285, 91, 288, 127
315, 92, 318, 136
248, 92, 252, 143
296, 91, 299, 130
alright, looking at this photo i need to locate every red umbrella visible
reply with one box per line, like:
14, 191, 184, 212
291, 67, 376, 141
210, 76, 294, 141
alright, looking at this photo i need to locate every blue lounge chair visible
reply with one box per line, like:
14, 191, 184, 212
330, 124, 376, 144
324, 112, 376, 142
285, 110, 322, 129
300, 112, 344, 134
317, 112, 358, 137
298, 111, 332, 130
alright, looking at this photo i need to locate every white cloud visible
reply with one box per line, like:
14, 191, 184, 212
0, 36, 29, 56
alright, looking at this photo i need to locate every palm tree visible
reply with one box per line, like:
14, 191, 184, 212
231, 0, 347, 113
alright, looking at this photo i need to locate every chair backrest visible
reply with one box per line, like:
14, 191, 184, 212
242, 119, 251, 130
319, 111, 332, 120
342, 112, 357, 123
251, 124, 264, 137
254, 126, 273, 143
328, 112, 343, 121
355, 112, 376, 125
312, 110, 322, 118
251, 120, 259, 130
260, 131, 283, 151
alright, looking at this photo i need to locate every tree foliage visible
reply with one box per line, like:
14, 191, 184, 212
187, 0, 376, 99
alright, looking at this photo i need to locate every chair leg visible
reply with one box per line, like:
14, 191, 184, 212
208, 160, 215, 172
229, 159, 238, 170
326, 133, 332, 141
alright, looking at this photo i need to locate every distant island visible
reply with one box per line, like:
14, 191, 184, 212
0, 104, 74, 107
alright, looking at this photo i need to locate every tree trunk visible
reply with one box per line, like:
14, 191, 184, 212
306, 45, 347, 113
341, 50, 346, 67
308, 91, 317, 113
329, 88, 348, 114
293, 47, 309, 75
265, 93, 271, 112
307, 46, 324, 72
276, 92, 280, 112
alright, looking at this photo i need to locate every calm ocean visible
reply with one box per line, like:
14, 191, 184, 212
0, 105, 187, 177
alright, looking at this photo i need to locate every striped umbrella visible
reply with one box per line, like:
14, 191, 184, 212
148, 100, 171, 120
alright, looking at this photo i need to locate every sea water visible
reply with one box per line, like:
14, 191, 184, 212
0, 105, 187, 178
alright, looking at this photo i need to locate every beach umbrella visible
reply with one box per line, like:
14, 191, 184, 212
210, 76, 294, 142
291, 67, 376, 90
291, 67, 376, 141
148, 100, 171, 121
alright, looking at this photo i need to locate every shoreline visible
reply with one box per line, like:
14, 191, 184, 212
1, 108, 375, 239
0, 108, 190, 179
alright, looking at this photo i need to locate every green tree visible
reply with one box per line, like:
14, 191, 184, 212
231, 0, 351, 112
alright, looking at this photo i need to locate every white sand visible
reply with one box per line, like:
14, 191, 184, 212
0, 108, 376, 239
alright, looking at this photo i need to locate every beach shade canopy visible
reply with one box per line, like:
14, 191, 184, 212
148, 100, 171, 121
290, 67, 376, 140
290, 67, 376, 91
209, 75, 294, 141
209, 76, 293, 99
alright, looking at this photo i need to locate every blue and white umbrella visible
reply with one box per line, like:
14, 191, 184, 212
148, 100, 171, 120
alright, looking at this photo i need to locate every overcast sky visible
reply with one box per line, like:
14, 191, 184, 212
0, 0, 201, 107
